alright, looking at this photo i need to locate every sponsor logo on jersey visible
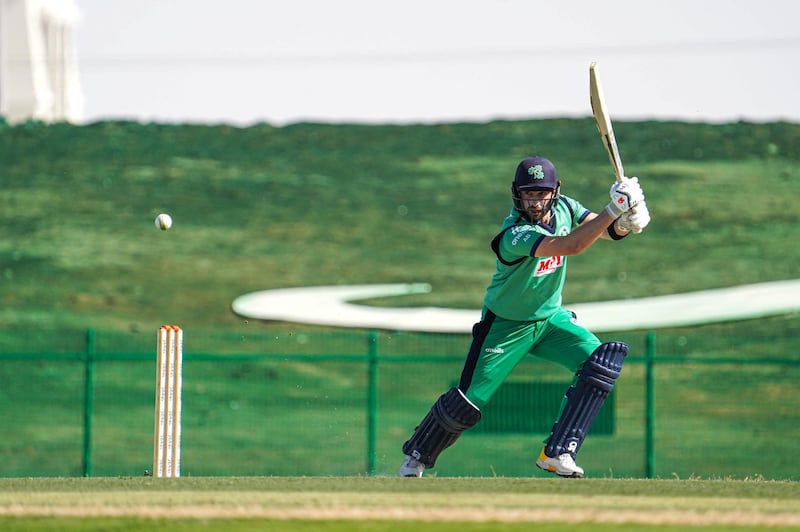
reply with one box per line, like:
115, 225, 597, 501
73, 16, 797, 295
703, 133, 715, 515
534, 255, 563, 276
484, 346, 504, 354
510, 226, 533, 246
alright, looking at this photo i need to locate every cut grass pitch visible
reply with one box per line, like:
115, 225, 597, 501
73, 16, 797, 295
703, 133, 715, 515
0, 477, 798, 531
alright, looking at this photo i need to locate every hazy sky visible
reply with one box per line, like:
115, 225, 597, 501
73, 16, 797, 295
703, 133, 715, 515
74, 0, 800, 125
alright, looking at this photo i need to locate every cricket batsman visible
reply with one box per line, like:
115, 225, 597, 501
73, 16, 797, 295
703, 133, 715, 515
399, 156, 650, 478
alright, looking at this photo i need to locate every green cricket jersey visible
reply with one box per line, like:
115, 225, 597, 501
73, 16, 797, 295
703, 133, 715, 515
483, 195, 590, 321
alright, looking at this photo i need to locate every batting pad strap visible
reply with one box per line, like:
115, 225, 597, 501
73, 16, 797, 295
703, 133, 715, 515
544, 342, 628, 459
402, 387, 482, 468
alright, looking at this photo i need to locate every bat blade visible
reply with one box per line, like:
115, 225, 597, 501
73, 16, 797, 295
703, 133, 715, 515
589, 62, 626, 183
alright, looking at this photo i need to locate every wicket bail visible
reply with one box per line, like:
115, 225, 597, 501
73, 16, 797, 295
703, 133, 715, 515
154, 325, 183, 478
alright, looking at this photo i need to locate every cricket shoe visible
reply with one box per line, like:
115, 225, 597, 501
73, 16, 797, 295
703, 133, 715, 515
398, 455, 425, 477
536, 448, 585, 478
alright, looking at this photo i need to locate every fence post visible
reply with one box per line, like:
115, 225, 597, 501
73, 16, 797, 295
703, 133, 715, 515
644, 331, 656, 479
82, 329, 96, 477
366, 330, 378, 475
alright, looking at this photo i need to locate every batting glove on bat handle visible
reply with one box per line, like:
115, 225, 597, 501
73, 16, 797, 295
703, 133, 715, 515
605, 177, 644, 218
617, 200, 651, 234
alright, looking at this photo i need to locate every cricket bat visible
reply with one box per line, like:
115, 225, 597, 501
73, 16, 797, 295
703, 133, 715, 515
589, 62, 626, 183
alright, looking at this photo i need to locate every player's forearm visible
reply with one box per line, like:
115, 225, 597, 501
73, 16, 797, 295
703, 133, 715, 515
537, 210, 616, 256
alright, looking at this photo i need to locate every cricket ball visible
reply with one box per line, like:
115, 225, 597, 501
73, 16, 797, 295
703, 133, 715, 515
155, 213, 173, 231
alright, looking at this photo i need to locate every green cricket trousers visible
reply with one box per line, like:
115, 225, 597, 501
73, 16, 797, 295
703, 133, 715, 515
458, 307, 601, 409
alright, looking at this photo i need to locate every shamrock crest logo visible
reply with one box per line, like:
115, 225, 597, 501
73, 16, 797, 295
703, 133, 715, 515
528, 164, 545, 180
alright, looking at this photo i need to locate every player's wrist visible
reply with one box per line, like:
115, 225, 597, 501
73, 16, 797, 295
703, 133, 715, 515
617, 217, 633, 235
607, 219, 629, 240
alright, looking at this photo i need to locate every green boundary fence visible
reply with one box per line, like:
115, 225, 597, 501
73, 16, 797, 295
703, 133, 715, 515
1, 328, 798, 479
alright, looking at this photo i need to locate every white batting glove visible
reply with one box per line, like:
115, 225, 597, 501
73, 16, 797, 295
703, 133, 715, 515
617, 200, 651, 234
605, 177, 644, 217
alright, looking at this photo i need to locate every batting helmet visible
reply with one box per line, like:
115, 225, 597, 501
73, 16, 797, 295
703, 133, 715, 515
511, 156, 561, 216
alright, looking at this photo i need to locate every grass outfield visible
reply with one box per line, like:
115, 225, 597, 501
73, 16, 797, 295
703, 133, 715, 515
2, 120, 799, 480
0, 477, 798, 531
2, 119, 799, 337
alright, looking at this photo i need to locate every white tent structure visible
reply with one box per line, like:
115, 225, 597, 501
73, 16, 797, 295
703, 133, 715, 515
0, 0, 82, 123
